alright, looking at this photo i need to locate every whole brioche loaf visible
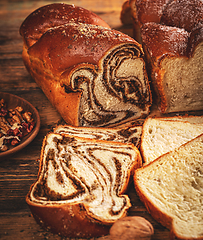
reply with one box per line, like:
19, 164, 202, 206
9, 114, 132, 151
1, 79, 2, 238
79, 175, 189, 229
122, 0, 203, 113
20, 3, 151, 127
26, 132, 142, 238
134, 133, 203, 240
141, 117, 203, 164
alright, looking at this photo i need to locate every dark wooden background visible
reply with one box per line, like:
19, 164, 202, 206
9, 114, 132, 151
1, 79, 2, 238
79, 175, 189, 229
0, 0, 170, 239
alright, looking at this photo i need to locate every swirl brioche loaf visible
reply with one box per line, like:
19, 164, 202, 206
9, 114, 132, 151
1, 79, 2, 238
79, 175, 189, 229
20, 3, 151, 127
26, 133, 142, 238
122, 0, 203, 114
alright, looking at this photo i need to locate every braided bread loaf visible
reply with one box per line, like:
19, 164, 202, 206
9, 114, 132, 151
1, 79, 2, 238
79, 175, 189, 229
20, 3, 151, 127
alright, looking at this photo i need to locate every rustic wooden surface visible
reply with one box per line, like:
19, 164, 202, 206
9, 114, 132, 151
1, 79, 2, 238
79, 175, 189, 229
0, 0, 170, 239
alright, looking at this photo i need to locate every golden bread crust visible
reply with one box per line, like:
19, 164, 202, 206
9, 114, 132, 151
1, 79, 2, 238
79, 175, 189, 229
19, 3, 110, 48
26, 196, 111, 238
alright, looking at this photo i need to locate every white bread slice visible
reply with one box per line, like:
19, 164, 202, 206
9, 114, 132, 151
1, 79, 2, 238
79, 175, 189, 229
134, 133, 203, 240
26, 133, 142, 238
54, 124, 143, 147
141, 117, 203, 164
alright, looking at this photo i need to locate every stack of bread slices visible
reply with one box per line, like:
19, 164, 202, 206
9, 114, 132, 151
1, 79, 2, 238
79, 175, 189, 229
134, 115, 203, 240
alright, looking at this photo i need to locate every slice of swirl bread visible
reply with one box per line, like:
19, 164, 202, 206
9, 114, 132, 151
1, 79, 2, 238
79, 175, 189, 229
134, 133, 203, 240
26, 133, 142, 238
141, 117, 203, 164
54, 124, 143, 148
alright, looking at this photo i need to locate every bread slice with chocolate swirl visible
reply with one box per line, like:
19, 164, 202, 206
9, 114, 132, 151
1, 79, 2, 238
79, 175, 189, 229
26, 133, 142, 238
54, 124, 143, 148
20, 3, 151, 127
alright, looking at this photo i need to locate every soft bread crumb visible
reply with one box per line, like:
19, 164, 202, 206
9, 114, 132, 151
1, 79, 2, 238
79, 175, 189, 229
135, 134, 203, 239
141, 117, 203, 164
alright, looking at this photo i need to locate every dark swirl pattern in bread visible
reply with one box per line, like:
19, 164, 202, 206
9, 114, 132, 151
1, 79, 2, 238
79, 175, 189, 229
26, 133, 142, 238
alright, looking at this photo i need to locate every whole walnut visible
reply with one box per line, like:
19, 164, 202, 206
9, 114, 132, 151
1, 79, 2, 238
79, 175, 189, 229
110, 216, 154, 240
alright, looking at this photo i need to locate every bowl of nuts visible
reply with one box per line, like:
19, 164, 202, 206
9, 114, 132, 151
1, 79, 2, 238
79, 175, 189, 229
0, 92, 40, 160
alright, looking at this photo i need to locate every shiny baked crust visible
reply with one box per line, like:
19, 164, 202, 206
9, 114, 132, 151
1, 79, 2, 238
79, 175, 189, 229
19, 3, 110, 48
129, 0, 172, 26
20, 3, 151, 127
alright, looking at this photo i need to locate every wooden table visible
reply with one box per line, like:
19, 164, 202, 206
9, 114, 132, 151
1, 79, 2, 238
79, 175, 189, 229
0, 0, 170, 239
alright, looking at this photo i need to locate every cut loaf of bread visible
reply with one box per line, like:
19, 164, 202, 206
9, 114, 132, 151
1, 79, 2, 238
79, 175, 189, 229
134, 133, 203, 240
54, 124, 142, 148
141, 117, 203, 164
26, 133, 142, 238
124, 0, 203, 113
20, 3, 151, 127
141, 22, 203, 113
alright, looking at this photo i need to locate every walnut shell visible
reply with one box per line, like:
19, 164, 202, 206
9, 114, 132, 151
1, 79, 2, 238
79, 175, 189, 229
110, 216, 154, 240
